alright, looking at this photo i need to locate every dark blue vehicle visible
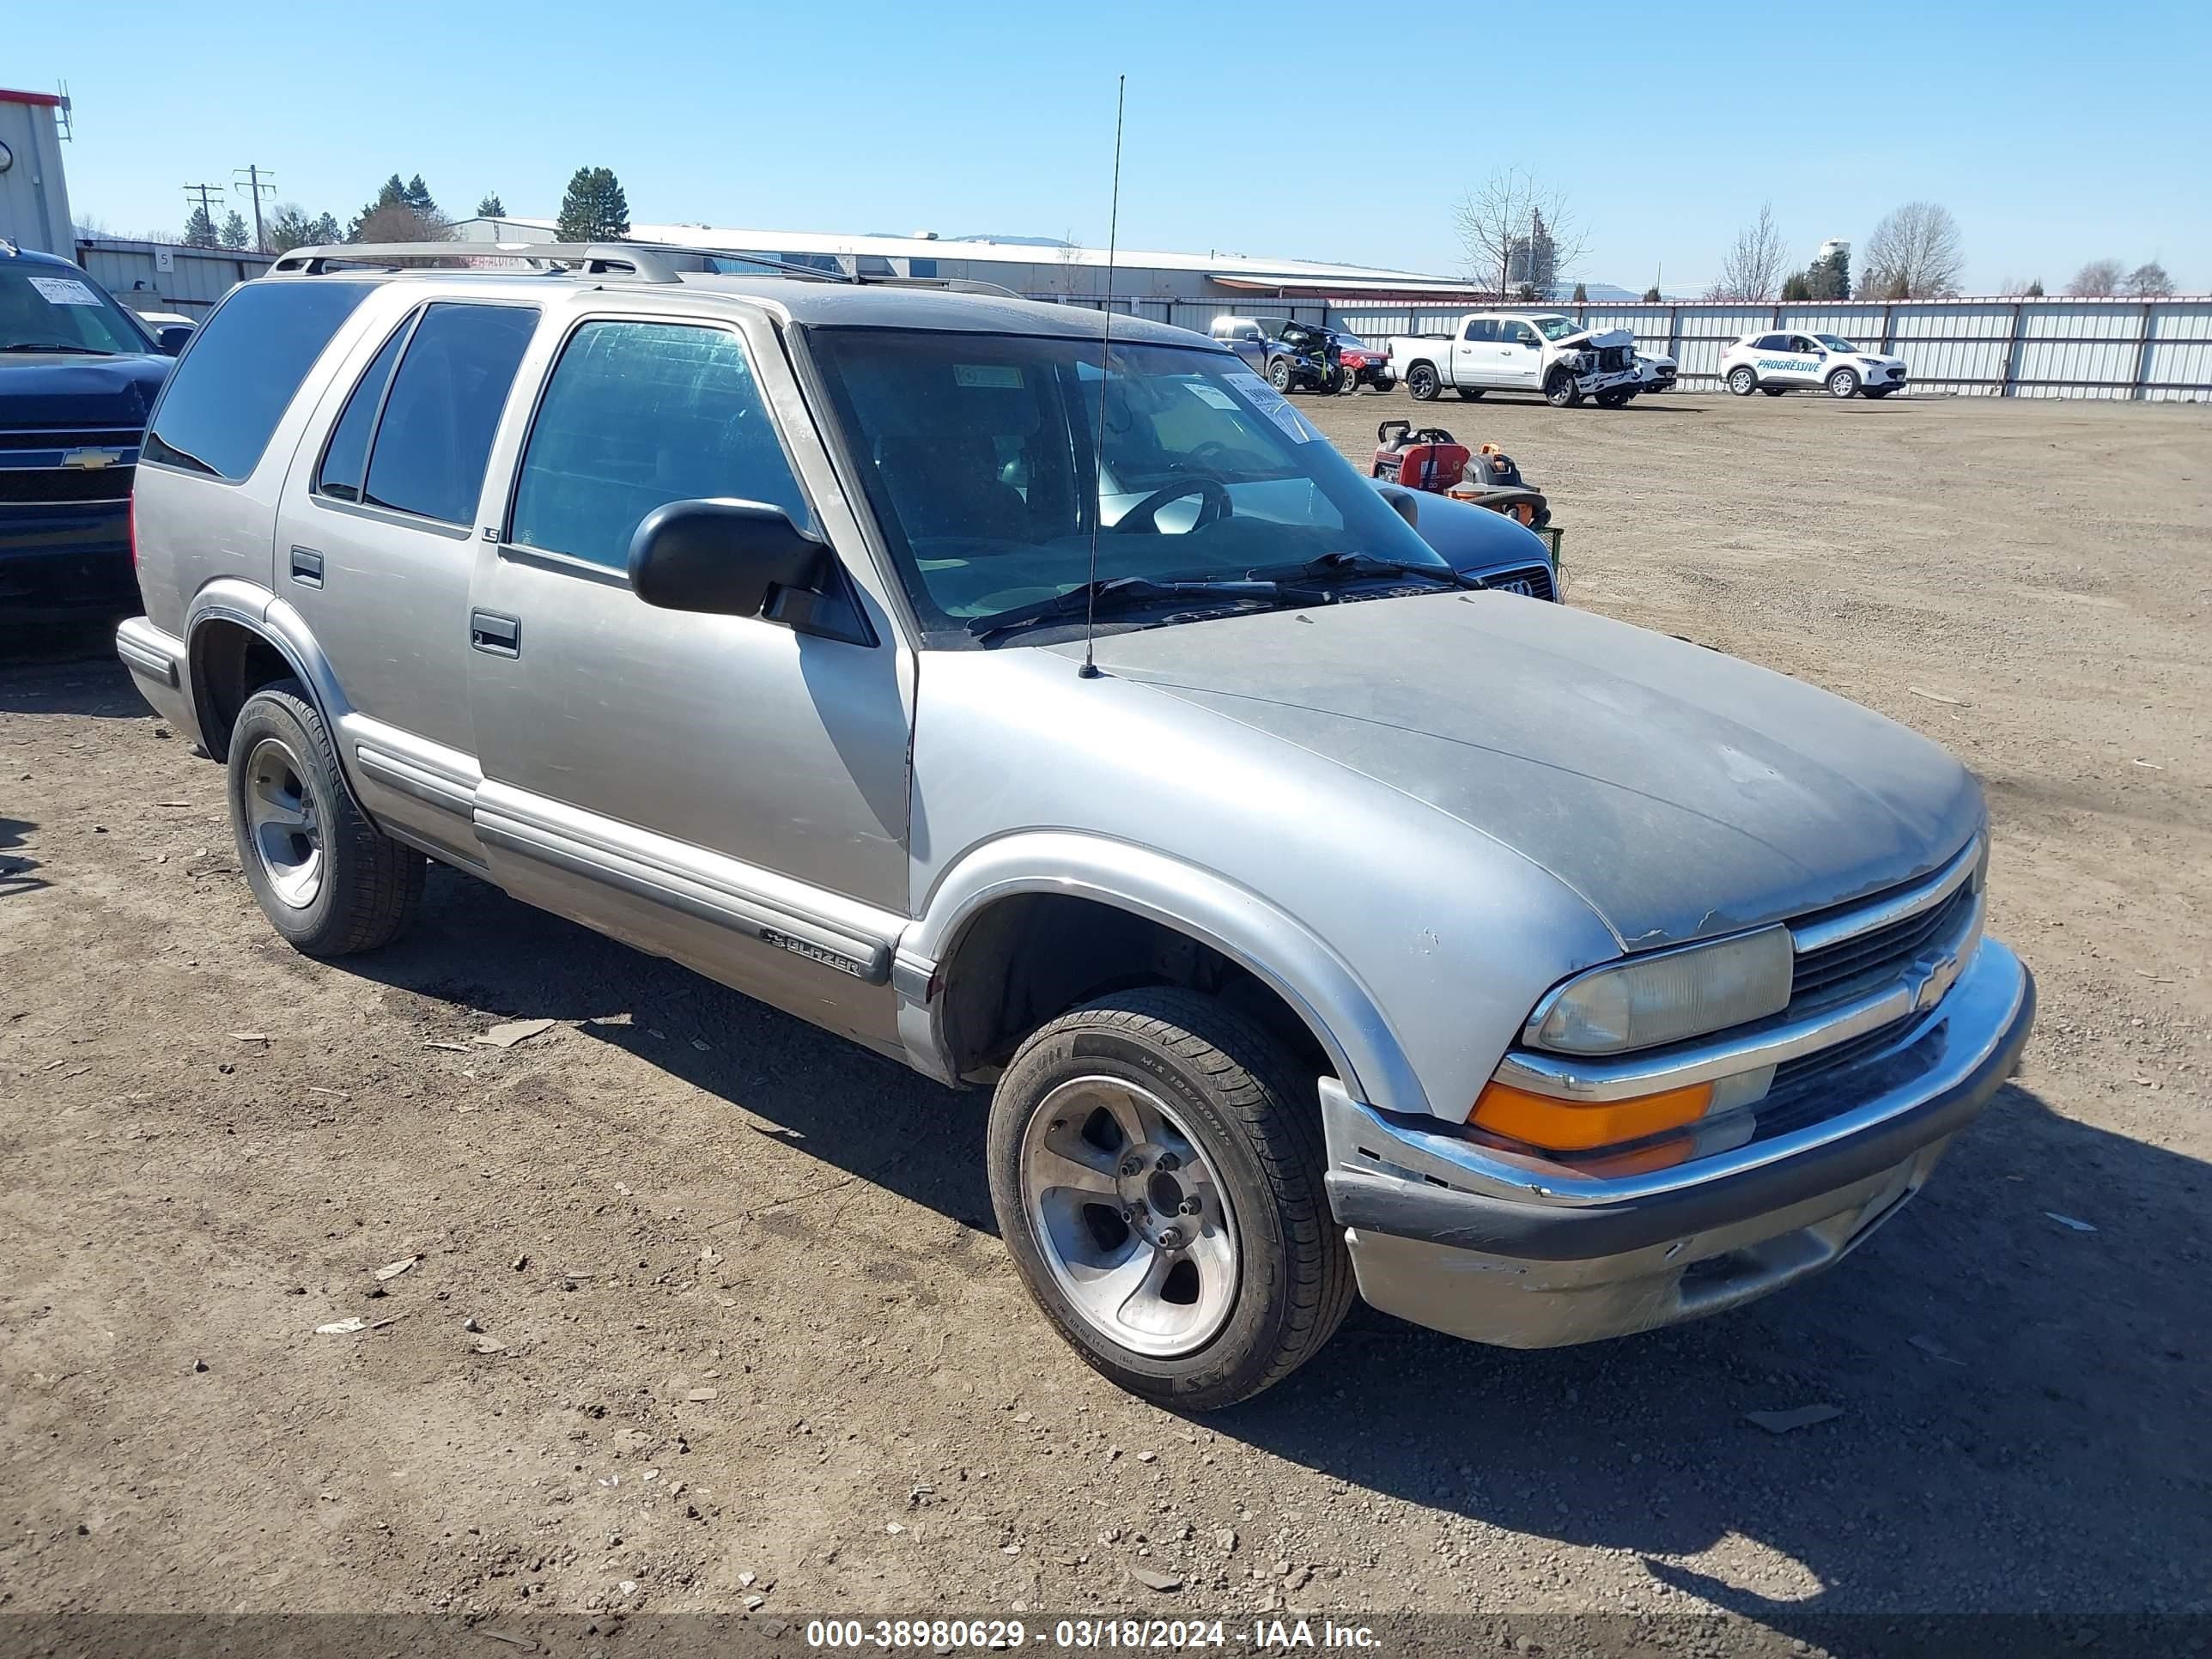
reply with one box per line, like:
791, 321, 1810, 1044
1, 241, 186, 620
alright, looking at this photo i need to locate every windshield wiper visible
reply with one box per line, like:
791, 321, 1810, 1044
0, 342, 113, 356
966, 575, 1286, 642
1280, 550, 1475, 589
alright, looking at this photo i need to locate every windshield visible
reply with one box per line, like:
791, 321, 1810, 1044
1528, 317, 1583, 342
809, 330, 1453, 641
0, 267, 153, 356
1815, 334, 1863, 352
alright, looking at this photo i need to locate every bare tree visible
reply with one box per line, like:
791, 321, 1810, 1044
1862, 202, 1965, 299
1706, 201, 1788, 301
1452, 168, 1588, 300
2124, 260, 2174, 298
1054, 232, 1086, 299
2064, 258, 2126, 297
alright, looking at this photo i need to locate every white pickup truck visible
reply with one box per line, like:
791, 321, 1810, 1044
1388, 311, 1645, 409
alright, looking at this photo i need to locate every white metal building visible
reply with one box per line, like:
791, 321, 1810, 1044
0, 88, 74, 258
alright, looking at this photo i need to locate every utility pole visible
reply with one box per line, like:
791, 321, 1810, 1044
234, 164, 276, 252
182, 182, 224, 246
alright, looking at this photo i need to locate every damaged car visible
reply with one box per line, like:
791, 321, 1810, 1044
1387, 311, 1645, 407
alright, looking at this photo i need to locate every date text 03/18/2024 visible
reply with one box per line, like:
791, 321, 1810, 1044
803, 1619, 1382, 1650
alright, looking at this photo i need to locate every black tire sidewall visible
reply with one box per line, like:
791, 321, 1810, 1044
1828, 369, 1860, 398
228, 687, 346, 950
1407, 364, 1438, 401
1545, 371, 1578, 407
988, 1012, 1315, 1407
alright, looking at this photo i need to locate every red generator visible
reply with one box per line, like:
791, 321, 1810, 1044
1369, 422, 1471, 494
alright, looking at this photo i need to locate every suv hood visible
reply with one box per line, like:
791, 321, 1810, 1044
1555, 326, 1633, 351
1049, 594, 1981, 950
0, 351, 170, 429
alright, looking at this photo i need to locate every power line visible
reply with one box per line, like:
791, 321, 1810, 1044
234, 165, 276, 253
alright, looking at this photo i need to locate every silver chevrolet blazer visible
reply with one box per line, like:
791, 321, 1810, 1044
116, 244, 2033, 1409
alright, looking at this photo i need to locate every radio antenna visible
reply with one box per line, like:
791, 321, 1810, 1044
1078, 73, 1126, 682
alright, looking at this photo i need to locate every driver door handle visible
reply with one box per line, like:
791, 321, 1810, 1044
470, 610, 521, 657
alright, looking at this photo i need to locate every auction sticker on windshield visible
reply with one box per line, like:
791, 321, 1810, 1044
29, 276, 103, 307
1223, 369, 1317, 443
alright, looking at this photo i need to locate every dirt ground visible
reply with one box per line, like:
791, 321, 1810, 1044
3, 389, 2209, 1648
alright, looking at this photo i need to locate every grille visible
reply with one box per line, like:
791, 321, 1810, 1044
1477, 563, 1556, 602
0, 465, 135, 505
1790, 879, 1975, 1009
0, 428, 142, 453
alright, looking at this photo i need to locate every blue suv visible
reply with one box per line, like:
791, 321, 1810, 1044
2, 241, 185, 619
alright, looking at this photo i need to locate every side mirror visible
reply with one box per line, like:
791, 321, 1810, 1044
1376, 484, 1421, 529
156, 325, 193, 356
628, 498, 832, 617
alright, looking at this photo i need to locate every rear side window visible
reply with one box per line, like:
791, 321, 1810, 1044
1463, 319, 1498, 342
143, 281, 371, 480
315, 319, 410, 503
362, 302, 538, 525
509, 320, 809, 571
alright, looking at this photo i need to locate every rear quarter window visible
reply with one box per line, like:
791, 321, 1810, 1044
143, 281, 373, 481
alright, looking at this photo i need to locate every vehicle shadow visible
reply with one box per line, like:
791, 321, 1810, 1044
0, 815, 42, 898
0, 650, 149, 720
333, 867, 2206, 1638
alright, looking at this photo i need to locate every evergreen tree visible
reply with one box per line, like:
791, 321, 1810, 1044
477, 192, 506, 218
183, 204, 221, 248
1780, 270, 1813, 302
556, 166, 632, 242
2025, 277, 2045, 297
312, 212, 343, 246
1642, 283, 1662, 302
1804, 246, 1850, 301
1571, 281, 1589, 304
220, 210, 251, 250
403, 174, 439, 218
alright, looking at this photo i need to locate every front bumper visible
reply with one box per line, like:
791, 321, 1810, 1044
1321, 938, 2034, 1347
1574, 365, 1643, 396
0, 502, 137, 617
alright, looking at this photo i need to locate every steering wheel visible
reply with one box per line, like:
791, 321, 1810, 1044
1114, 477, 1231, 535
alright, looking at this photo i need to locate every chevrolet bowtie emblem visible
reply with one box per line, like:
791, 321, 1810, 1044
60, 447, 125, 471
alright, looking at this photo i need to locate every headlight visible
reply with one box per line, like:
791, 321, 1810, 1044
1861, 357, 1883, 368
1526, 927, 1794, 1054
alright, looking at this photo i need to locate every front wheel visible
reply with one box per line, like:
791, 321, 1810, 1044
1456, 386, 1486, 401
1543, 369, 1582, 408
1863, 386, 1893, 399
1762, 386, 1788, 397
1727, 366, 1758, 396
988, 988, 1353, 1410
1826, 368, 1861, 398
1595, 390, 1633, 408
1406, 362, 1440, 401
1267, 358, 1294, 393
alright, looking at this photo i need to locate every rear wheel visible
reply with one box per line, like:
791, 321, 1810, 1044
1456, 386, 1486, 401
1595, 390, 1633, 408
228, 679, 424, 957
988, 987, 1353, 1410
1727, 366, 1758, 396
1826, 368, 1861, 398
1406, 362, 1440, 402
1543, 369, 1582, 408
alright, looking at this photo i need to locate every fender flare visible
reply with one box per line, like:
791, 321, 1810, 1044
182, 579, 368, 802
898, 830, 1431, 1119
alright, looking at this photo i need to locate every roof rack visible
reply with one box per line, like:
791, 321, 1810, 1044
263, 240, 1024, 299
266, 241, 691, 283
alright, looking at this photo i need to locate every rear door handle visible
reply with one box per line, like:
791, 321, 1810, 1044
289, 546, 324, 587
470, 610, 521, 657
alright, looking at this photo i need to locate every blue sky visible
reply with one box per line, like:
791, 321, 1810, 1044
11, 0, 2209, 294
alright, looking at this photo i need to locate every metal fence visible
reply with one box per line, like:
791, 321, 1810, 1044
1326, 298, 2212, 401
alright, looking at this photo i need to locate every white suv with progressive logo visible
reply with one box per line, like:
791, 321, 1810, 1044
1721, 330, 1909, 399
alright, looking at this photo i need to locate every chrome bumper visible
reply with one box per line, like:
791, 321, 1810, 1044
114, 617, 200, 745
1321, 938, 2034, 1347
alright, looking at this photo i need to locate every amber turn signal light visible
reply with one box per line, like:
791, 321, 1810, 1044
1468, 1079, 1713, 1153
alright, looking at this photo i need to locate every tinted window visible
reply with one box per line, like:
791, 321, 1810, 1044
1501, 322, 1536, 346
509, 321, 808, 570
0, 264, 153, 356
314, 319, 410, 503
362, 302, 537, 525
144, 281, 371, 479
1463, 319, 1498, 342
1753, 333, 1790, 350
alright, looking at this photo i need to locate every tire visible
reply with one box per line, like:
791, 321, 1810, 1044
1456, 386, 1486, 401
1324, 367, 1346, 395
1267, 357, 1294, 394
1595, 390, 1632, 408
1727, 366, 1758, 397
1338, 373, 1360, 396
1863, 386, 1893, 399
1826, 368, 1861, 399
228, 678, 424, 957
1543, 369, 1582, 409
1406, 362, 1439, 402
1761, 386, 1787, 397
988, 987, 1354, 1410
